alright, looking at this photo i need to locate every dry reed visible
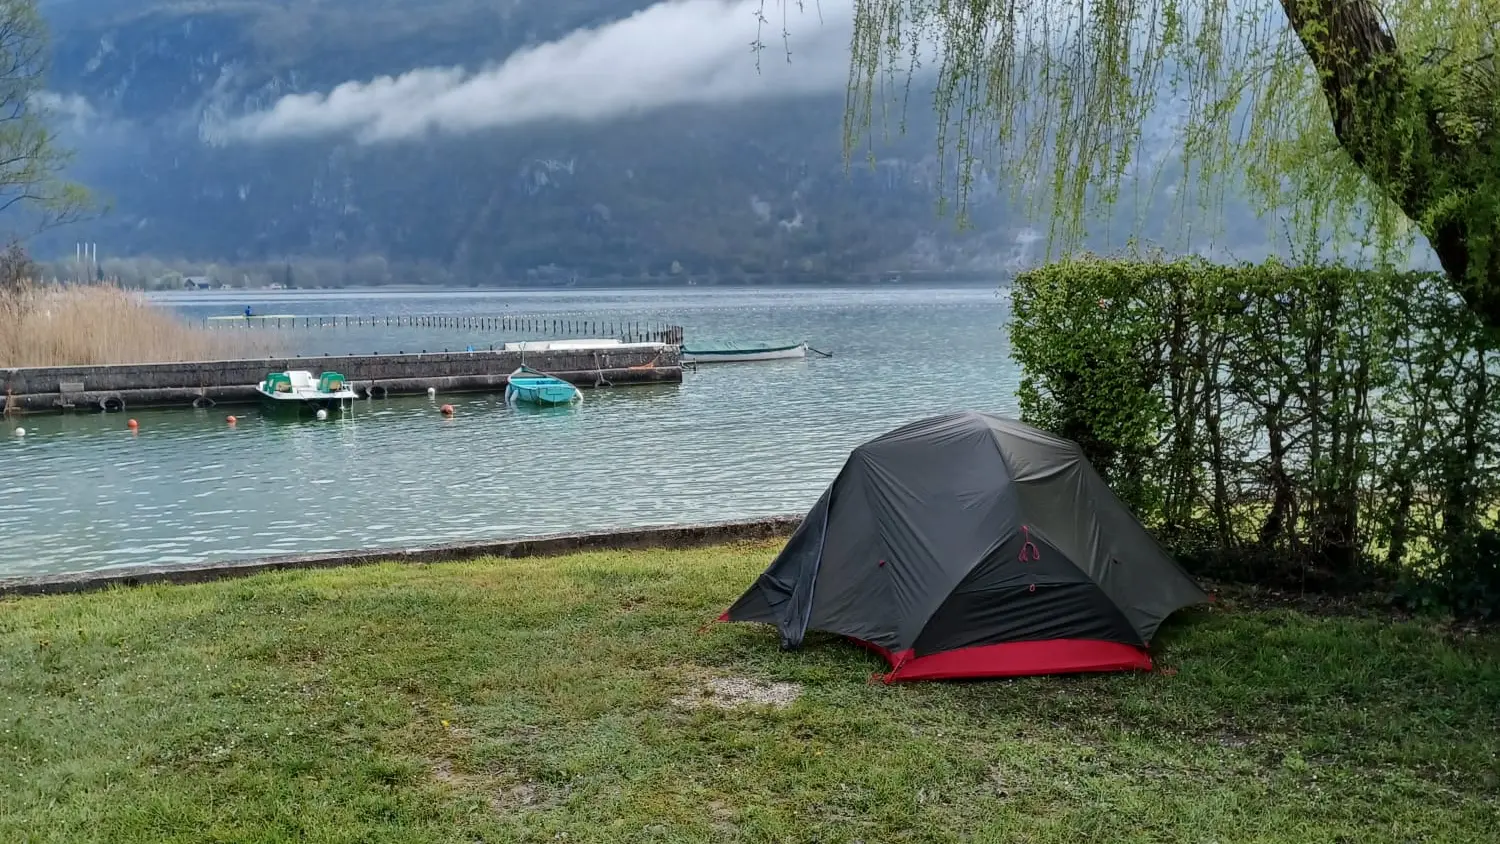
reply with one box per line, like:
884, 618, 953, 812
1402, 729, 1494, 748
0, 285, 278, 368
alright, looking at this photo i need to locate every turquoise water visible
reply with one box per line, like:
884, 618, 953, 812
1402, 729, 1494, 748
0, 285, 1017, 576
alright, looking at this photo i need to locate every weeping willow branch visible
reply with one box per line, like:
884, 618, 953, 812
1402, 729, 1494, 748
0, 0, 89, 237
843, 0, 1500, 330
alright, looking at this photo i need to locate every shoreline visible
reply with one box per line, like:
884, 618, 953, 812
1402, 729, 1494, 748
0, 515, 801, 598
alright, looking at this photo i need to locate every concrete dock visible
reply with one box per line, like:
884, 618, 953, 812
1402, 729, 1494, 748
1, 344, 681, 413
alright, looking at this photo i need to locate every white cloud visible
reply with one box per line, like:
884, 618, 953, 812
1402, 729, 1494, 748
226, 0, 862, 144
32, 91, 96, 128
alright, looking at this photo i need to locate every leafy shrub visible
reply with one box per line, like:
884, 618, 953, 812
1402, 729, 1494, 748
1012, 256, 1500, 616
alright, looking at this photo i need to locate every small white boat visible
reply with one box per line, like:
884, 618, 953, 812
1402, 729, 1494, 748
504, 338, 623, 352
503, 340, 671, 354
255, 370, 357, 416
681, 341, 808, 364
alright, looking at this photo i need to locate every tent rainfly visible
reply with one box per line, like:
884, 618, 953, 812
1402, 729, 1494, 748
720, 411, 1209, 682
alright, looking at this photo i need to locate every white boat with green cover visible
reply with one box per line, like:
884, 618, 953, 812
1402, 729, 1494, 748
680, 341, 808, 364
255, 370, 357, 416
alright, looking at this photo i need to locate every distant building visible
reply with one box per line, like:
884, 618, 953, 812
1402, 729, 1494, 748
182, 276, 214, 290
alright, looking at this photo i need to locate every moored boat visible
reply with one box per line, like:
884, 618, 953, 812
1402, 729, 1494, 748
504, 366, 583, 406
680, 341, 808, 364
503, 338, 623, 352
255, 370, 357, 416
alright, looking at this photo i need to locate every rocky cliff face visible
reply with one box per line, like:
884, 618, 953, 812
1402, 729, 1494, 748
32, 0, 1266, 281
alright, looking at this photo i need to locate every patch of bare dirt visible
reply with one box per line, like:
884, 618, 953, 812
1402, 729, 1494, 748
429, 759, 554, 812
704, 799, 738, 835
671, 675, 803, 710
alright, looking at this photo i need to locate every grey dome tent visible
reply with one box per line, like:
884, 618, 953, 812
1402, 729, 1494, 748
720, 411, 1208, 681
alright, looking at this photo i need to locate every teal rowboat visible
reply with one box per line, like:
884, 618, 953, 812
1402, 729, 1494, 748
505, 366, 582, 406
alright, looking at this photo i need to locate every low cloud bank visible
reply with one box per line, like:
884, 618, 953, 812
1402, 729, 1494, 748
227, 0, 860, 144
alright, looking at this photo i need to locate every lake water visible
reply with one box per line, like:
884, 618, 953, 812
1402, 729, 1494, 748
0, 285, 1017, 577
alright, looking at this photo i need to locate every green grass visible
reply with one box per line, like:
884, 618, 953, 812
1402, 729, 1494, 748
2, 541, 1498, 843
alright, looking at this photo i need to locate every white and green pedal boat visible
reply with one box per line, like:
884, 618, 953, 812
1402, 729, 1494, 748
680, 340, 808, 364
256, 370, 358, 416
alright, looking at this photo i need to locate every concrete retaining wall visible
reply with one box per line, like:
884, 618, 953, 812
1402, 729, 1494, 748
1, 345, 681, 412
0, 516, 800, 597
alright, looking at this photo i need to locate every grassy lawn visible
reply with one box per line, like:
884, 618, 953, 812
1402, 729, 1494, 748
2, 540, 1498, 843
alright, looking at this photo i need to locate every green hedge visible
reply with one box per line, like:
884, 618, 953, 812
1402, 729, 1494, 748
1011, 257, 1500, 617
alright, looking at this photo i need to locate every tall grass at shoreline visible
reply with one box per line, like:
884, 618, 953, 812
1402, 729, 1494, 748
0, 285, 275, 367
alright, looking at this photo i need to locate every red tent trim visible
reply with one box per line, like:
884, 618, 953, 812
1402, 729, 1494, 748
851, 637, 1153, 683
714, 612, 1153, 682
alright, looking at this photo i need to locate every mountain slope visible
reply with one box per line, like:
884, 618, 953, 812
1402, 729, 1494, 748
31, 0, 1277, 282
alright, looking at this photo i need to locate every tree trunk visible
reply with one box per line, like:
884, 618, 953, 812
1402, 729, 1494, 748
1280, 0, 1500, 330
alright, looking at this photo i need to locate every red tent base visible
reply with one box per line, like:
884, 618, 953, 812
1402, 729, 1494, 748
713, 613, 1153, 682
853, 637, 1153, 682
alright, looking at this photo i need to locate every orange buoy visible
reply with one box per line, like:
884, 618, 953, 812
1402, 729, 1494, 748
126, 419, 139, 430
440, 404, 455, 416
226, 415, 238, 425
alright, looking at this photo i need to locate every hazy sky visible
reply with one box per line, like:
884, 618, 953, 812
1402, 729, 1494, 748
227, 0, 863, 144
